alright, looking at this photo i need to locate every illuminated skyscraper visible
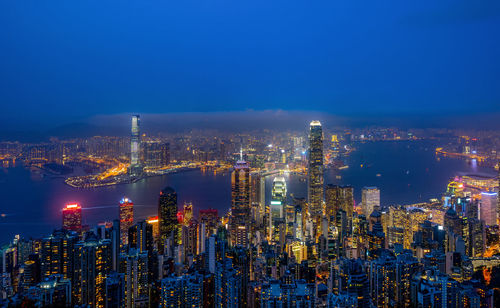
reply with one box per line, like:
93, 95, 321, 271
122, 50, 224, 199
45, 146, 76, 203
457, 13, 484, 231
142, 141, 170, 168
250, 171, 265, 225
41, 229, 79, 281
119, 198, 134, 247
121, 249, 150, 307
199, 209, 219, 237
308, 121, 324, 225
62, 203, 82, 232
130, 115, 141, 175
325, 185, 354, 229
146, 216, 159, 241
270, 176, 287, 219
73, 234, 112, 307
128, 220, 154, 254
182, 202, 193, 226
362, 187, 380, 217
230, 158, 251, 247
480, 191, 498, 226
158, 187, 178, 253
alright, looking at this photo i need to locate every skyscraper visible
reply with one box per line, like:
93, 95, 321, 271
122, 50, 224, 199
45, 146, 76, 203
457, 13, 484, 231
128, 220, 154, 254
119, 198, 134, 247
158, 187, 178, 254
480, 192, 498, 226
73, 234, 112, 307
182, 202, 193, 226
121, 249, 150, 307
130, 115, 141, 175
146, 215, 159, 241
62, 203, 82, 232
250, 171, 266, 225
199, 209, 219, 237
270, 176, 287, 220
41, 229, 79, 281
325, 185, 354, 231
230, 158, 251, 247
362, 187, 380, 217
308, 121, 324, 225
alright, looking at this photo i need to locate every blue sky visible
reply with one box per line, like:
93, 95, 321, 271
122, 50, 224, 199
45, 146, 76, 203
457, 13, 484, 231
0, 1, 499, 129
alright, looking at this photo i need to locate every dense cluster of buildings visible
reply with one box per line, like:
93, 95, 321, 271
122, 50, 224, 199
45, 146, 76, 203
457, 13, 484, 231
0, 120, 499, 307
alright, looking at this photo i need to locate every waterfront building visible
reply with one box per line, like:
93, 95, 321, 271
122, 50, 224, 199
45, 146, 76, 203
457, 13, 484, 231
362, 187, 380, 217
130, 115, 142, 175
142, 140, 170, 168
158, 187, 179, 254
119, 198, 134, 247
62, 203, 82, 233
308, 121, 324, 227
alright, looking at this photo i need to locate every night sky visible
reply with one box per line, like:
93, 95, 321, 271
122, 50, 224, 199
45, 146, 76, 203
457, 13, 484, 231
1, 1, 499, 129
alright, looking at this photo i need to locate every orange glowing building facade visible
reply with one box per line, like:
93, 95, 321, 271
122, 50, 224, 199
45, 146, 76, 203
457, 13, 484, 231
119, 198, 134, 246
147, 215, 159, 241
62, 203, 82, 232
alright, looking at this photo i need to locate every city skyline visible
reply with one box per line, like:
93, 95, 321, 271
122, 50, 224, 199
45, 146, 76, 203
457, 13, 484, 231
1, 1, 499, 307
0, 115, 499, 306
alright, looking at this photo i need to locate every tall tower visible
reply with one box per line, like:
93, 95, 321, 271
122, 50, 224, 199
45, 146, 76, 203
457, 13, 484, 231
73, 234, 112, 307
270, 176, 287, 219
308, 121, 324, 224
119, 198, 134, 247
230, 159, 251, 247
62, 203, 82, 232
362, 187, 380, 217
130, 115, 141, 174
158, 187, 178, 254
480, 191, 498, 226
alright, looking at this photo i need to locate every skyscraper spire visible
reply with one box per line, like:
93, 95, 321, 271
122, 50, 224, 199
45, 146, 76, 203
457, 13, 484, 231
240, 146, 243, 161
